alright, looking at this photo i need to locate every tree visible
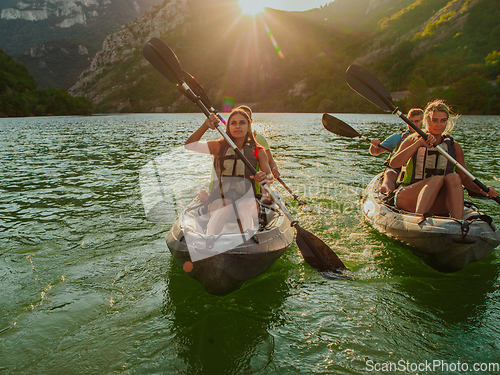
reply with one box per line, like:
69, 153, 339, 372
405, 76, 428, 110
449, 73, 490, 114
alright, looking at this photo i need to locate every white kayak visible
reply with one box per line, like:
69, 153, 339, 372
362, 173, 500, 272
166, 189, 295, 295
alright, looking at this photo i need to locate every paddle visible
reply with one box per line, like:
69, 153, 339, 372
276, 177, 307, 206
345, 64, 500, 204
174, 67, 309, 207
322, 113, 393, 152
143, 38, 348, 278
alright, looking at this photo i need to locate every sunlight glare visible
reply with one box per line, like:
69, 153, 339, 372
238, 0, 265, 16
238, 0, 286, 16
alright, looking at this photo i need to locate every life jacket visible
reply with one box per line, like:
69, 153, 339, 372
383, 130, 409, 170
395, 131, 410, 153
211, 144, 262, 198
399, 135, 456, 185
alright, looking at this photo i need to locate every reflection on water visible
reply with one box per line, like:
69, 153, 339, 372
0, 113, 499, 373
162, 265, 290, 374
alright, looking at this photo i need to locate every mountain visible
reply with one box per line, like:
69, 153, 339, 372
70, 0, 500, 114
0, 48, 93, 117
0, 0, 163, 88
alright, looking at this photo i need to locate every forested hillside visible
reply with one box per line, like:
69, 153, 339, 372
0, 49, 93, 117
68, 0, 500, 115
369, 0, 500, 114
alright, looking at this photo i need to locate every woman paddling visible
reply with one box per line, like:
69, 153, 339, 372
185, 108, 273, 235
390, 99, 498, 220
237, 105, 281, 179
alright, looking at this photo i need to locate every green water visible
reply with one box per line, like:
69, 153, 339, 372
1, 113, 499, 374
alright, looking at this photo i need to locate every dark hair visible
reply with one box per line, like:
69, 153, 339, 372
215, 108, 257, 173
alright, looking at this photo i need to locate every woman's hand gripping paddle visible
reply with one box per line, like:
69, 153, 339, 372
143, 38, 349, 278
322, 113, 393, 152
182, 71, 309, 207
345, 64, 500, 204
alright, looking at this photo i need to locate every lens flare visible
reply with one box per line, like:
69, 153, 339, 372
223, 96, 235, 113
264, 20, 285, 59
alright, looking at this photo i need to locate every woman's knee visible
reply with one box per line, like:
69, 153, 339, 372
444, 172, 461, 186
209, 198, 230, 214
428, 175, 444, 186
237, 198, 259, 215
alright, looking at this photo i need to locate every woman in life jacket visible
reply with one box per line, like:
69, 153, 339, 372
185, 108, 274, 235
196, 105, 278, 205
390, 99, 498, 220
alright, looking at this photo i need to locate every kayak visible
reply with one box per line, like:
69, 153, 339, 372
362, 173, 500, 272
166, 190, 295, 295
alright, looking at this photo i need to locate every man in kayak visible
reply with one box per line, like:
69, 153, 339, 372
369, 108, 424, 194
186, 108, 274, 235
390, 99, 498, 219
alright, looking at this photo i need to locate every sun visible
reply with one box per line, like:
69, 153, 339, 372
237, 0, 266, 16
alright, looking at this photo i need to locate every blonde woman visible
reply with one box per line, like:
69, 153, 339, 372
390, 100, 497, 219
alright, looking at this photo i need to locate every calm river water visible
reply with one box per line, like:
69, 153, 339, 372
1, 113, 499, 374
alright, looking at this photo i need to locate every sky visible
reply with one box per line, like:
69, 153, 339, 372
238, 0, 332, 15
274, 0, 331, 11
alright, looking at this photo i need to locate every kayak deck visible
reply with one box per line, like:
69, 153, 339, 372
362, 173, 500, 272
166, 193, 294, 295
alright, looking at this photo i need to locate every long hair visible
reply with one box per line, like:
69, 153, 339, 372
423, 99, 458, 134
407, 100, 458, 142
215, 108, 257, 173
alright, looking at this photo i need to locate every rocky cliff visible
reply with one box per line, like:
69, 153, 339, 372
0, 0, 163, 88
69, 0, 189, 109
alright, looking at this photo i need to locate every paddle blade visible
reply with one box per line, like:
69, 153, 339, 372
143, 38, 183, 85
295, 225, 348, 276
322, 113, 361, 138
345, 64, 395, 112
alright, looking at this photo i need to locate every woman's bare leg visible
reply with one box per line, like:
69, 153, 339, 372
443, 173, 464, 219
235, 198, 259, 232
395, 176, 444, 214
206, 198, 232, 235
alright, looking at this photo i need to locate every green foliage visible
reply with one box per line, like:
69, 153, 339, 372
378, 0, 450, 41
0, 49, 93, 117
413, 10, 456, 40
0, 49, 38, 94
404, 76, 429, 110
0, 88, 93, 117
485, 51, 500, 79
448, 73, 491, 115
369, 0, 500, 114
